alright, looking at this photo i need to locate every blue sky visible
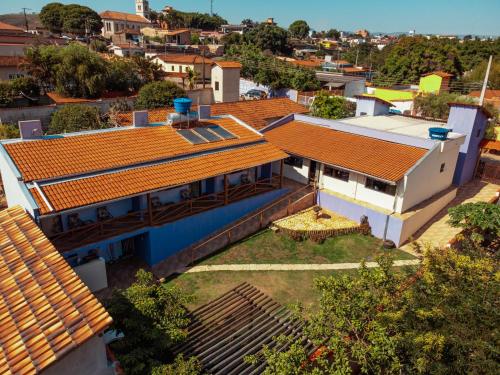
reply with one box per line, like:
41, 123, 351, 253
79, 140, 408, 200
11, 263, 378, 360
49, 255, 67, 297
1, 0, 499, 36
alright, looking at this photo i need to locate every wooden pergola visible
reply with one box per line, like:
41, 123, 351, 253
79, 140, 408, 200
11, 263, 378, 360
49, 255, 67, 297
173, 283, 315, 374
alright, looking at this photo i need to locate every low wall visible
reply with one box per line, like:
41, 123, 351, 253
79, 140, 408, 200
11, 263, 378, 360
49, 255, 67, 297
153, 188, 315, 278
277, 224, 371, 243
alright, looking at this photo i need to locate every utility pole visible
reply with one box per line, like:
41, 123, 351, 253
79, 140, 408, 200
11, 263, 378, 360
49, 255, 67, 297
22, 8, 31, 32
355, 48, 359, 67
202, 49, 206, 89
210, 0, 214, 16
479, 55, 493, 106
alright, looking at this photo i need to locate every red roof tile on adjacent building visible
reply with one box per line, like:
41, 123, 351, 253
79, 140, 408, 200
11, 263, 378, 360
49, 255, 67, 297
0, 56, 24, 67
99, 10, 150, 24
0, 206, 112, 374
214, 61, 242, 69
422, 71, 453, 78
0, 21, 24, 32
265, 120, 428, 182
155, 54, 214, 65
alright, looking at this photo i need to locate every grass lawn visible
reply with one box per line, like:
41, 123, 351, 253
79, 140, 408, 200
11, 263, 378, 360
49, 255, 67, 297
196, 230, 415, 266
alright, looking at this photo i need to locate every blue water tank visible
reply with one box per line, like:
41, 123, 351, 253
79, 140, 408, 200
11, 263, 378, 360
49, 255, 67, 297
429, 127, 450, 140
173, 98, 193, 114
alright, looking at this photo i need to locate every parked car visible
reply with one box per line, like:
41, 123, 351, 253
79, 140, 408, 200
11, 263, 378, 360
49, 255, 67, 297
243, 89, 267, 100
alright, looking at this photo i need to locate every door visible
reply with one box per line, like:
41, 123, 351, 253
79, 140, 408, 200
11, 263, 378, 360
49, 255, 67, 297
260, 163, 272, 180
309, 160, 317, 184
205, 177, 215, 194
190, 181, 202, 198
121, 237, 136, 259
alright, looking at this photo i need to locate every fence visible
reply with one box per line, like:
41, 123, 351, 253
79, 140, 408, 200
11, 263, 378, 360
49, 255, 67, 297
153, 186, 315, 278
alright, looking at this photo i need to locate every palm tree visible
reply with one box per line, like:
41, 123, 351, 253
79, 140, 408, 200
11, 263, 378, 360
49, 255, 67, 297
187, 68, 199, 90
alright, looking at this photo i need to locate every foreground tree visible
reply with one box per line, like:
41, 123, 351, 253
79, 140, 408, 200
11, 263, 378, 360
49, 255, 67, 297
48, 105, 107, 134
20, 45, 61, 93
289, 20, 310, 39
310, 92, 356, 119
107, 270, 196, 375
0, 123, 20, 139
135, 81, 186, 109
413, 92, 474, 119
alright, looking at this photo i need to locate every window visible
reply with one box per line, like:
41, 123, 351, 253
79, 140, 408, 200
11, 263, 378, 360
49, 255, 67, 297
324, 166, 349, 182
365, 178, 396, 196
105, 22, 111, 32
8, 73, 24, 79
284, 156, 303, 168
440, 163, 445, 173
214, 81, 220, 91
179, 66, 182, 72
185, 66, 189, 72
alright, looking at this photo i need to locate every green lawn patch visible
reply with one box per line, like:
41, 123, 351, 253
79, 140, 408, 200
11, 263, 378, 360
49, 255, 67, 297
197, 230, 415, 265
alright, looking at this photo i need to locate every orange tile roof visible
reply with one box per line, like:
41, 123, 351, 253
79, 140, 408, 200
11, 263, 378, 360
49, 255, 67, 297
480, 139, 500, 151
214, 61, 242, 69
265, 120, 428, 182
117, 98, 308, 130
288, 60, 321, 68
0, 21, 24, 32
33, 142, 287, 214
5, 117, 261, 183
0, 206, 112, 374
155, 54, 214, 65
422, 71, 453, 78
469, 90, 500, 99
99, 10, 150, 24
0, 56, 24, 67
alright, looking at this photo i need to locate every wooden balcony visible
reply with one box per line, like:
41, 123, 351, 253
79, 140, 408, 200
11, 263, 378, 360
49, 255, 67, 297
49, 176, 281, 252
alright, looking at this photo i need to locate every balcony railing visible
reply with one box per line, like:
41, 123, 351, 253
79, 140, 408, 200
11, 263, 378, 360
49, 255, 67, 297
49, 177, 281, 252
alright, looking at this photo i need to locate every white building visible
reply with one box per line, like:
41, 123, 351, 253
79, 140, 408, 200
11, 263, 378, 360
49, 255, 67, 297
211, 61, 242, 103
264, 97, 490, 246
152, 54, 214, 81
135, 0, 150, 19
100, 10, 150, 39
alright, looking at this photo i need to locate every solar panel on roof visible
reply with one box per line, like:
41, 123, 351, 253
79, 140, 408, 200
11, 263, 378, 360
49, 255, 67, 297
208, 125, 237, 140
177, 129, 207, 144
193, 127, 222, 142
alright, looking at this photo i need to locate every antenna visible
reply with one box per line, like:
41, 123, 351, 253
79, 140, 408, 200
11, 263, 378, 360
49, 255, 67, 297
210, 0, 214, 16
22, 7, 31, 32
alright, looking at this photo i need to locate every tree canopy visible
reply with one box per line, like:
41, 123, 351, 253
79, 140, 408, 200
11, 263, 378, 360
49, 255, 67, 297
244, 23, 291, 55
413, 92, 474, 119
310, 92, 356, 119
48, 104, 108, 134
289, 20, 310, 39
0, 123, 20, 139
160, 9, 227, 30
135, 81, 186, 109
40, 2, 102, 35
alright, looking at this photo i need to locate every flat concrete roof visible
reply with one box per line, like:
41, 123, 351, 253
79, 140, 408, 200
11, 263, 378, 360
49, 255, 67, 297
340, 115, 462, 139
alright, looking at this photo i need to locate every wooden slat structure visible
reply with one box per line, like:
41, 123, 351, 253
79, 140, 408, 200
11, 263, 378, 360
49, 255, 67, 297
174, 283, 315, 374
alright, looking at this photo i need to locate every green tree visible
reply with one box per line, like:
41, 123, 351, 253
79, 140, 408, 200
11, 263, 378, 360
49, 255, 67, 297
413, 92, 474, 119
310, 92, 356, 119
39, 2, 65, 34
463, 58, 500, 90
325, 29, 341, 40
448, 202, 500, 252
61, 4, 102, 35
0, 81, 13, 107
106, 58, 141, 92
135, 81, 186, 110
89, 39, 108, 53
289, 20, 310, 40
0, 123, 20, 139
132, 55, 164, 84
107, 270, 194, 375
10, 76, 40, 97
49, 105, 107, 134
151, 355, 201, 375
54, 44, 108, 98
245, 23, 291, 55
20, 45, 61, 93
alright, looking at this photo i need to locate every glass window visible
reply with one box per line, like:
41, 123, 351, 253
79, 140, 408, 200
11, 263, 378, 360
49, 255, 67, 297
324, 166, 349, 182
215, 81, 220, 91
284, 156, 303, 168
440, 163, 445, 173
365, 178, 396, 196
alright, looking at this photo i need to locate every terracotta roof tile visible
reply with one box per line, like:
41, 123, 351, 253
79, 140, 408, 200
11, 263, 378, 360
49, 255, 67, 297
99, 11, 150, 24
116, 99, 309, 130
0, 206, 112, 374
214, 61, 242, 69
422, 70, 453, 78
265, 120, 427, 182
155, 54, 214, 65
0, 56, 24, 67
0, 21, 24, 32
5, 118, 261, 182
32, 142, 287, 214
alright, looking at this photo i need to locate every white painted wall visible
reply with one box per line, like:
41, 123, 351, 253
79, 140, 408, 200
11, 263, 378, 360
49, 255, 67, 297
152, 58, 212, 80
320, 166, 358, 197
0, 146, 38, 216
400, 139, 462, 212
279, 157, 310, 184
43, 335, 111, 375
212, 66, 240, 103
74, 258, 108, 292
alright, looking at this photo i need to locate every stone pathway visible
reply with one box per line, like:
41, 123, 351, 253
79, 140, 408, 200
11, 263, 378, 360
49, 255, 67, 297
401, 179, 500, 251
185, 259, 420, 273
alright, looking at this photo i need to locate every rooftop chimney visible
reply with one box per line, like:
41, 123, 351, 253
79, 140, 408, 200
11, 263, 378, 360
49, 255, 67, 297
446, 102, 491, 186
133, 111, 149, 127
355, 96, 394, 117
18, 120, 43, 140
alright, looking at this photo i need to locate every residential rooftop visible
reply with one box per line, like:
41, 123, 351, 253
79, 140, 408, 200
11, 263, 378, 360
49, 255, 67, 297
99, 10, 150, 23
0, 206, 112, 374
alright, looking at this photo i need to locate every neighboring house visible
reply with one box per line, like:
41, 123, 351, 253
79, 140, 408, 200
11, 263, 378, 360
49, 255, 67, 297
263, 97, 490, 246
363, 87, 416, 114
220, 24, 247, 34
109, 43, 144, 57
0, 21, 25, 36
0, 35, 66, 56
0, 206, 112, 375
152, 54, 213, 81
419, 71, 453, 93
141, 27, 191, 45
0, 56, 25, 80
211, 61, 242, 103
315, 72, 366, 97
100, 10, 150, 39
116, 98, 309, 131
0, 111, 288, 272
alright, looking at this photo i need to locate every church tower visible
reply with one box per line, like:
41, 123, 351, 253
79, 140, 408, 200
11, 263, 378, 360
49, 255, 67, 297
136, 0, 150, 19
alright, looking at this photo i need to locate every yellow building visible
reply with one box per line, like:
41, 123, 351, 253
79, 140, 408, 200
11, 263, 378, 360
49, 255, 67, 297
418, 71, 453, 94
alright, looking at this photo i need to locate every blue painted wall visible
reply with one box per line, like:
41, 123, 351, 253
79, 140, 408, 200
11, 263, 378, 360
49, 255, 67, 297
448, 106, 488, 185
146, 188, 288, 265
317, 191, 403, 244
